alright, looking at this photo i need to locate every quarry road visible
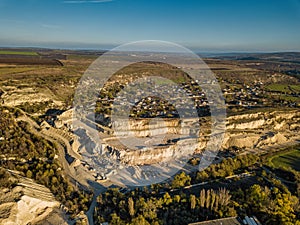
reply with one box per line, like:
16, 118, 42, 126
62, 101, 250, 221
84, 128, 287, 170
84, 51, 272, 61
15, 110, 109, 225
85, 179, 114, 225
41, 127, 81, 159
15, 113, 89, 190
86, 189, 103, 225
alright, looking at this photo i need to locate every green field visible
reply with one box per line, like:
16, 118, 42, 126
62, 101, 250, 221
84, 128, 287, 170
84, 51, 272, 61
271, 148, 300, 171
290, 85, 300, 92
0, 50, 38, 56
280, 95, 300, 102
266, 84, 290, 92
266, 83, 300, 94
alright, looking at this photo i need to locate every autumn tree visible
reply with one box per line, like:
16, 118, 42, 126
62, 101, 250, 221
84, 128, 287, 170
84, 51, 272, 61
190, 194, 196, 210
128, 197, 135, 218
130, 215, 150, 225
171, 172, 191, 189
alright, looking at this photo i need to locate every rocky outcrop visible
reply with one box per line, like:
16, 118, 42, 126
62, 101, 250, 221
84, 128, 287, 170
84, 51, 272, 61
109, 110, 299, 165
226, 118, 265, 130
226, 110, 300, 131
222, 134, 260, 149
103, 137, 199, 165
57, 108, 299, 166
222, 110, 299, 150
112, 118, 199, 137
0, 174, 68, 225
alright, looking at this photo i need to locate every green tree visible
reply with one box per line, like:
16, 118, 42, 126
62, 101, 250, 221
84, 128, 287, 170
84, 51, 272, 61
163, 192, 172, 206
196, 171, 209, 182
143, 198, 158, 221
173, 195, 181, 203
171, 172, 191, 189
110, 213, 125, 225
26, 170, 32, 178
130, 215, 150, 225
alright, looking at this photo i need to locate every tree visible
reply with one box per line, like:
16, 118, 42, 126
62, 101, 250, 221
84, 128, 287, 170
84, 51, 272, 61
171, 172, 191, 189
218, 188, 231, 206
110, 213, 125, 225
26, 170, 32, 178
210, 191, 216, 211
245, 184, 299, 225
190, 194, 196, 210
130, 215, 150, 225
163, 192, 172, 206
128, 197, 135, 217
143, 199, 158, 221
199, 189, 206, 208
214, 195, 219, 212
151, 221, 160, 225
206, 189, 211, 209
136, 197, 147, 215
173, 195, 181, 203
196, 171, 209, 182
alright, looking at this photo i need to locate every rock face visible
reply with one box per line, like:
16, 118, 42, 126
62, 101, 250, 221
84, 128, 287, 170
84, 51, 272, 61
112, 117, 199, 137
104, 138, 199, 165
222, 134, 260, 149
0, 174, 68, 225
55, 109, 74, 129
222, 110, 300, 150
58, 108, 300, 166
103, 110, 300, 165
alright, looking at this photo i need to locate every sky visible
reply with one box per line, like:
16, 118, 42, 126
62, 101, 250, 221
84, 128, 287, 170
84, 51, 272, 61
0, 0, 300, 52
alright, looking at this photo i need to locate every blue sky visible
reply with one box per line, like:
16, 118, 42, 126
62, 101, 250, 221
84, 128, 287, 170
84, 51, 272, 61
0, 0, 300, 51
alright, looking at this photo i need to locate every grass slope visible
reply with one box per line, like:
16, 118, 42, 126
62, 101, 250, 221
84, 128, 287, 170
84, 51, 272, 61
271, 148, 300, 171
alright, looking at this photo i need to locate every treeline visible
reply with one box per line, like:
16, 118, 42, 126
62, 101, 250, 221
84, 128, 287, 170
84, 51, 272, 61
164, 154, 260, 191
93, 151, 300, 224
0, 107, 92, 217
194, 154, 259, 183
17, 100, 54, 114
94, 187, 236, 225
232, 184, 300, 225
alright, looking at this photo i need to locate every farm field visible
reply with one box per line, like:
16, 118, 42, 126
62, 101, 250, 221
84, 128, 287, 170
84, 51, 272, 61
0, 50, 38, 56
266, 83, 300, 93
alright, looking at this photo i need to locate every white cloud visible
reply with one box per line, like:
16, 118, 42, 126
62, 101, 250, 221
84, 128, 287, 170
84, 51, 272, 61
41, 24, 61, 29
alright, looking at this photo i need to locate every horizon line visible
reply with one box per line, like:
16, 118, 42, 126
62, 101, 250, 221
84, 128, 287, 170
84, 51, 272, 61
1, 45, 300, 55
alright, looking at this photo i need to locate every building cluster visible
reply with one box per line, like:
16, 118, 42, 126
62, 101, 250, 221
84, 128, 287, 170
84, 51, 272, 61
223, 81, 265, 108
96, 79, 212, 119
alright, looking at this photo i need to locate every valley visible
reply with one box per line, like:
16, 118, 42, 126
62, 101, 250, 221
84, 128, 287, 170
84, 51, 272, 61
0, 49, 299, 225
